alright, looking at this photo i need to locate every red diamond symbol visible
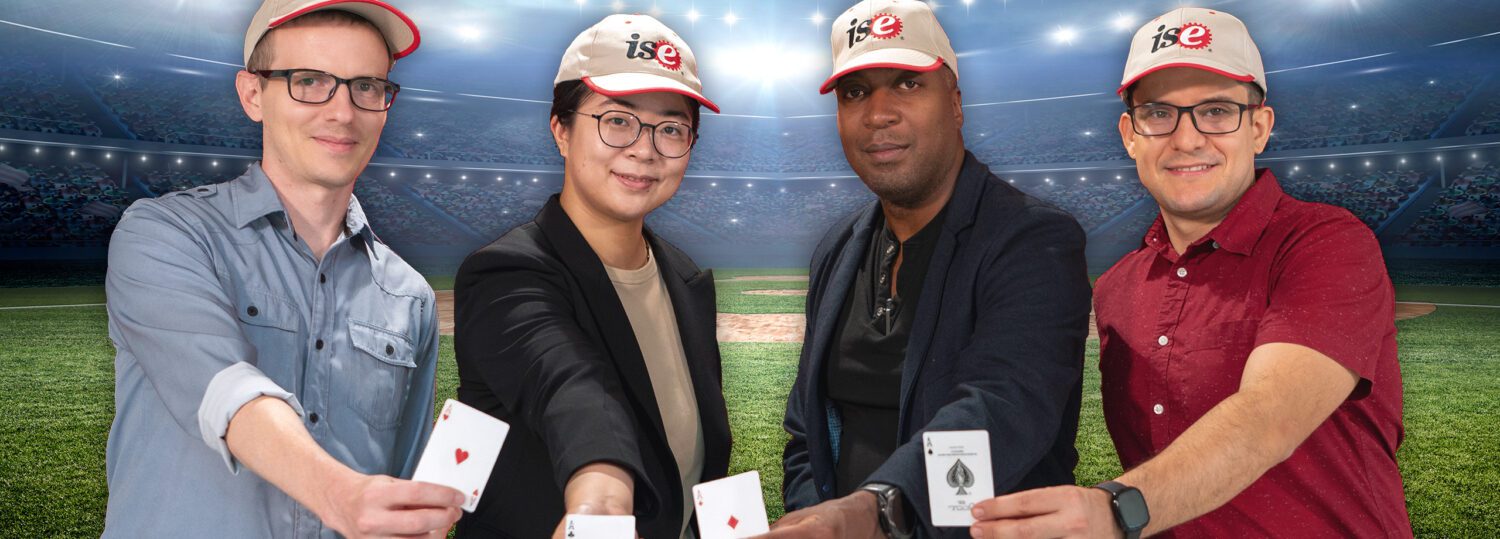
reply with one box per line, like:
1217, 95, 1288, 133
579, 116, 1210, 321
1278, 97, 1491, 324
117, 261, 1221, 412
727, 515, 739, 529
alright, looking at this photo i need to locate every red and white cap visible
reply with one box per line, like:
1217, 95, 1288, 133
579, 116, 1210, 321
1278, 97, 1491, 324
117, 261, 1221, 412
820, 0, 957, 94
1119, 7, 1266, 99
243, 0, 421, 67
555, 14, 719, 114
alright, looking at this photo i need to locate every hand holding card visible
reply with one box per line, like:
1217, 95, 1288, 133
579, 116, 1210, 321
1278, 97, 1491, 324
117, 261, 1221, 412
693, 471, 771, 539
411, 399, 511, 512
923, 430, 996, 527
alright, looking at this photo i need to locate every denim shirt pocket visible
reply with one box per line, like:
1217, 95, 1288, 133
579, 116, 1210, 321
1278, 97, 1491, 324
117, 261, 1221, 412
347, 319, 417, 430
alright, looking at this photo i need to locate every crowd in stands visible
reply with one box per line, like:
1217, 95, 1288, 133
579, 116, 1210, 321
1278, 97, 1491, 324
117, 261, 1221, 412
1281, 168, 1425, 229
654, 181, 875, 245
408, 176, 557, 239
139, 168, 231, 196
966, 100, 1129, 166
0, 161, 126, 247
93, 72, 262, 149
1267, 69, 1482, 151
352, 178, 456, 245
0, 59, 103, 137
385, 102, 562, 165
1465, 99, 1500, 137
1013, 178, 1148, 231
1399, 163, 1499, 247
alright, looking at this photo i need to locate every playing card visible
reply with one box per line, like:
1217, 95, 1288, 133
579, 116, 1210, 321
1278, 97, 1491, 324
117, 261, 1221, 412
922, 430, 995, 527
411, 399, 510, 512
563, 514, 635, 539
692, 471, 771, 539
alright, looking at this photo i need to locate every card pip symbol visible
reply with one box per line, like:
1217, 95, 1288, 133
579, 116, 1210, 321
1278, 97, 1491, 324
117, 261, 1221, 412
926, 438, 934, 455
567, 520, 575, 537
455, 448, 469, 464
441, 402, 452, 421
728, 515, 739, 529
946, 459, 975, 495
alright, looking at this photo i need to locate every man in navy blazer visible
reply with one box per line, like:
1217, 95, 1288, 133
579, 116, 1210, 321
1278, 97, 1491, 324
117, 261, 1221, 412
765, 1, 1092, 537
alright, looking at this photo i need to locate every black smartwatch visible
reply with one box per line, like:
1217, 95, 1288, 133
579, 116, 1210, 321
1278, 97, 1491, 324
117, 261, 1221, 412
1093, 481, 1150, 539
859, 483, 913, 539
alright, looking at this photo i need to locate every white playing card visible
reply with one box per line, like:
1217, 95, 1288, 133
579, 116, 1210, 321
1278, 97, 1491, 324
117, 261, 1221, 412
922, 430, 995, 527
563, 514, 635, 539
692, 471, 771, 539
411, 399, 510, 512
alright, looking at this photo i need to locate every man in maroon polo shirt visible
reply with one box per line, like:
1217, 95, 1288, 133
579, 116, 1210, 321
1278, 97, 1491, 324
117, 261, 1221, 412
968, 7, 1411, 538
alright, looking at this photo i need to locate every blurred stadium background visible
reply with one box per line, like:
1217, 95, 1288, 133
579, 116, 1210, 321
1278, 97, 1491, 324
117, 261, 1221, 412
1, 0, 1497, 535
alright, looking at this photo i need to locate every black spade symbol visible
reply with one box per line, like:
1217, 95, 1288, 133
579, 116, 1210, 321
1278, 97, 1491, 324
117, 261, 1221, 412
946, 458, 975, 495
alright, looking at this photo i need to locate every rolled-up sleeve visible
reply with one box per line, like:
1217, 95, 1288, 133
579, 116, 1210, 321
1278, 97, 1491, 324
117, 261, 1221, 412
106, 200, 301, 473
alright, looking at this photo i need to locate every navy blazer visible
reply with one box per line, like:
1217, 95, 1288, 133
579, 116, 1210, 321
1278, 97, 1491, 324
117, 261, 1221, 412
453, 195, 732, 539
781, 152, 1091, 537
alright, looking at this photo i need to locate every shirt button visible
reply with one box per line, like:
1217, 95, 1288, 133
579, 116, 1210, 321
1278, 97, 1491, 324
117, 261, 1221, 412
1158, 335, 1169, 346
878, 274, 887, 285
319, 273, 326, 284
385, 344, 395, 356
246, 306, 258, 317
885, 245, 896, 255
1176, 267, 1188, 278
1210, 241, 1220, 250
315, 339, 324, 350
309, 412, 320, 424
1153, 404, 1164, 415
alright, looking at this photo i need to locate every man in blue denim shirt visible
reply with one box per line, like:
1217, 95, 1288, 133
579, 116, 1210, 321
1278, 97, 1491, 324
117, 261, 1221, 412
102, 2, 463, 537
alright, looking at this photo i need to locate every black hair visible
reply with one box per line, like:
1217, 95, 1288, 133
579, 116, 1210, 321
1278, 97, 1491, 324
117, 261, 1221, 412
550, 79, 702, 138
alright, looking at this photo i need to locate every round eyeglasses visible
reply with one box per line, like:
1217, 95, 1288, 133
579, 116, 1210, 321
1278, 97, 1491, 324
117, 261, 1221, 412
1127, 100, 1262, 137
571, 109, 696, 159
254, 68, 400, 112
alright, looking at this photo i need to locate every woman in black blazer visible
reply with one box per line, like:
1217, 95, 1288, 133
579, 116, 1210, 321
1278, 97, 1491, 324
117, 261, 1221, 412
451, 14, 730, 539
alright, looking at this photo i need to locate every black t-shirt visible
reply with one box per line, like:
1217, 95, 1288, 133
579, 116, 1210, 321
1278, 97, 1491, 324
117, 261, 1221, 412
824, 205, 948, 496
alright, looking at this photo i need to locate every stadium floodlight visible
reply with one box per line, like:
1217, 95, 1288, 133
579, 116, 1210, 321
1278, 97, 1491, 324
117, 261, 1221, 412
532, 178, 539, 182
810, 11, 825, 25
176, 158, 183, 164
1051, 26, 1077, 45
1115, 174, 1122, 180
1365, 161, 1371, 167
416, 132, 424, 138
113, 74, 121, 80
425, 173, 432, 179
962, 0, 974, 6
829, 183, 836, 188
461, 175, 468, 180
35, 147, 42, 154
456, 25, 483, 43
1044, 177, 1052, 183
723, 12, 738, 25
1399, 158, 1407, 164
141, 155, 148, 162
780, 187, 787, 193
711, 182, 718, 187
1329, 163, 1336, 170
746, 182, 754, 188
1080, 176, 1087, 182
1349, 104, 1358, 109
686, 8, 700, 22
1112, 13, 1135, 31
213, 161, 219, 167
70, 150, 76, 157
1472, 153, 1478, 159
730, 218, 739, 223
0, 144, 5, 151
389, 171, 396, 177
1435, 156, 1442, 162
1292, 165, 1299, 171
1083, 130, 1093, 136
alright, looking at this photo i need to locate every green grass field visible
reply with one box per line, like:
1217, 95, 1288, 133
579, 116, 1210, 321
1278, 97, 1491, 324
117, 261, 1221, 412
2, 276, 1498, 536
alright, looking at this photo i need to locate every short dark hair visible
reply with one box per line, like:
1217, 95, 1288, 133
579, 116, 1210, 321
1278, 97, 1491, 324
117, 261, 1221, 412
245, 10, 393, 73
1122, 80, 1264, 107
550, 79, 702, 138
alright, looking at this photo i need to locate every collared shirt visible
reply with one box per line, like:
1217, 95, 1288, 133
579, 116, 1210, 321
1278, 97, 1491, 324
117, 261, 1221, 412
1094, 169, 1410, 537
102, 164, 439, 538
825, 205, 948, 496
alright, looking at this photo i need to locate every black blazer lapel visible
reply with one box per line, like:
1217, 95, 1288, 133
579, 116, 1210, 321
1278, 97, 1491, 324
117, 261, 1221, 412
898, 152, 988, 435
534, 196, 673, 464
648, 230, 733, 481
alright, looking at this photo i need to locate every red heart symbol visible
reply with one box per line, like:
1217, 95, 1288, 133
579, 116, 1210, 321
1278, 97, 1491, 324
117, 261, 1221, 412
455, 448, 469, 464
472, 488, 479, 496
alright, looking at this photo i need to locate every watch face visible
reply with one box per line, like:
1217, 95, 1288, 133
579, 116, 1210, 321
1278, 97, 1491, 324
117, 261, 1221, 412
1116, 488, 1151, 530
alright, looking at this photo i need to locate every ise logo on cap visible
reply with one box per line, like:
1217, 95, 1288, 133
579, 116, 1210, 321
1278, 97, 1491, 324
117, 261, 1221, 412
1150, 21, 1213, 53
845, 13, 904, 48
625, 33, 683, 71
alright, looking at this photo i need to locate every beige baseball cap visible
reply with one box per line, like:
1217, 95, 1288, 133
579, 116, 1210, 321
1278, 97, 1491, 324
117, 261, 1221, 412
820, 0, 958, 94
1119, 7, 1266, 100
555, 14, 719, 114
243, 0, 421, 67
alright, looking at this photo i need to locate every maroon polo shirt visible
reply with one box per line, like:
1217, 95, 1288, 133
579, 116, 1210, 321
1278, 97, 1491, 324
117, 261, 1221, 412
1094, 169, 1411, 537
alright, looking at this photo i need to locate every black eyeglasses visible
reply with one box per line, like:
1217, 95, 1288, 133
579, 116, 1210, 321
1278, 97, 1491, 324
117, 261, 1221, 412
253, 68, 400, 112
571, 109, 696, 159
1127, 100, 1263, 136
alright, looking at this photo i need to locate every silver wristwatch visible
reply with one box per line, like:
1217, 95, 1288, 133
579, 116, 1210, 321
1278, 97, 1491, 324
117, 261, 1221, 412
859, 483, 913, 539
